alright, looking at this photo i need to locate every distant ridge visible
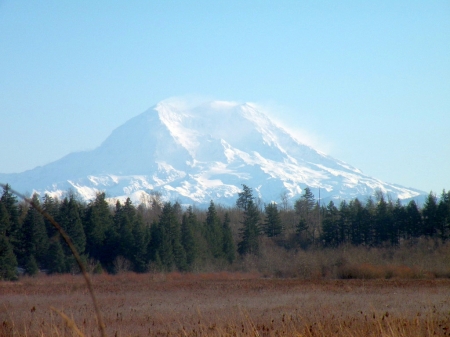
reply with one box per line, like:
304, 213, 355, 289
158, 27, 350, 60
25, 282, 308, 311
0, 99, 425, 206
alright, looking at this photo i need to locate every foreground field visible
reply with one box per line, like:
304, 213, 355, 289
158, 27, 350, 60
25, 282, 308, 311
1, 273, 450, 336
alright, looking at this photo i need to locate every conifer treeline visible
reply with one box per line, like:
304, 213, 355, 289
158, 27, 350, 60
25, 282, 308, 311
1, 184, 449, 280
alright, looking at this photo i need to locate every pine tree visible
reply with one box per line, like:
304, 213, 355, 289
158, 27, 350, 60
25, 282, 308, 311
393, 199, 408, 241
373, 194, 394, 245
114, 199, 135, 261
130, 209, 149, 272
405, 200, 423, 238
337, 200, 350, 244
46, 239, 66, 274
296, 219, 309, 233
1, 184, 21, 259
436, 190, 450, 240
422, 192, 438, 237
263, 202, 283, 237
238, 200, 261, 255
84, 192, 113, 264
0, 233, 18, 280
42, 194, 60, 237
154, 202, 186, 271
236, 184, 254, 211
321, 201, 339, 246
58, 196, 86, 256
222, 213, 235, 264
24, 254, 39, 276
181, 207, 198, 268
205, 201, 223, 259
294, 187, 318, 243
21, 194, 49, 268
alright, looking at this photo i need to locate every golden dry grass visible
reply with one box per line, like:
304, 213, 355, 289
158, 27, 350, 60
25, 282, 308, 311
2, 272, 450, 336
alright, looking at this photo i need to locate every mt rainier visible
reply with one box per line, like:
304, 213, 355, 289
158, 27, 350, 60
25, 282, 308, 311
0, 99, 424, 206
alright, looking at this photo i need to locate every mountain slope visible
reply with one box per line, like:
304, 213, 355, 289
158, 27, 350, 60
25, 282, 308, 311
0, 100, 424, 206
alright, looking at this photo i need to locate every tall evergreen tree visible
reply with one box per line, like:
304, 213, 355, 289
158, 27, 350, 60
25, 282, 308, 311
42, 194, 60, 237
222, 212, 236, 263
1, 184, 21, 259
21, 194, 49, 268
0, 201, 17, 280
321, 201, 339, 246
405, 200, 423, 238
238, 199, 261, 255
436, 190, 450, 240
0, 233, 17, 280
131, 211, 149, 273
294, 187, 318, 243
422, 192, 438, 237
46, 239, 66, 274
236, 185, 254, 211
337, 200, 351, 244
348, 199, 361, 245
114, 199, 134, 261
84, 193, 113, 264
263, 202, 283, 237
181, 207, 198, 268
58, 196, 86, 256
153, 202, 186, 271
392, 199, 408, 241
205, 201, 223, 259
373, 195, 394, 245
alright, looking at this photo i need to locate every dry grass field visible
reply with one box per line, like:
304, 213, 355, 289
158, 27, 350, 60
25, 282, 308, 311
2, 272, 450, 337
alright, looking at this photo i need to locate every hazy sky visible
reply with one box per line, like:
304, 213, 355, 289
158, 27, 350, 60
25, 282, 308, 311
1, 1, 449, 194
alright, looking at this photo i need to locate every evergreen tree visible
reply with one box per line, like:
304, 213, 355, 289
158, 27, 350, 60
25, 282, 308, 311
181, 207, 198, 268
263, 202, 283, 237
46, 239, 66, 274
436, 190, 450, 240
294, 187, 318, 243
236, 184, 254, 211
393, 199, 408, 241
337, 200, 350, 244
42, 194, 60, 237
294, 187, 315, 217
58, 196, 86, 256
422, 192, 438, 237
0, 198, 11, 237
24, 254, 39, 276
153, 202, 186, 270
1, 184, 21, 259
348, 199, 365, 245
222, 212, 236, 264
0, 233, 18, 280
21, 194, 49, 267
405, 200, 423, 238
114, 199, 135, 262
130, 208, 149, 272
321, 201, 339, 246
84, 192, 113, 264
373, 194, 394, 245
205, 201, 223, 259
148, 220, 163, 269
238, 200, 261, 255
295, 217, 310, 248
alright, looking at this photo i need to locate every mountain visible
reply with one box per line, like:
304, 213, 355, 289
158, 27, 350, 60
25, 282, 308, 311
0, 99, 425, 207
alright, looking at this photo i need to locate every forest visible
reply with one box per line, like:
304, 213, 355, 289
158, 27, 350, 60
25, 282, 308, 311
1, 183, 450, 281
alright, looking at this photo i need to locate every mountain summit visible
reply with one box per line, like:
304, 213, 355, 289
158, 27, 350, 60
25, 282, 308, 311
0, 99, 424, 206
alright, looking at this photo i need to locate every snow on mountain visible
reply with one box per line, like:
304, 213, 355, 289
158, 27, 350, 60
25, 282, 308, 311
0, 99, 425, 206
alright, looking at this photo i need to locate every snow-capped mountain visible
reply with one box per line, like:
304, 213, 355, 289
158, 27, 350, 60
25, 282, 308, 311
0, 99, 424, 206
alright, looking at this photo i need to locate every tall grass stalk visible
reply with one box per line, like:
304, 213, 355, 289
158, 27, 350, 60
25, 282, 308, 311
0, 183, 106, 337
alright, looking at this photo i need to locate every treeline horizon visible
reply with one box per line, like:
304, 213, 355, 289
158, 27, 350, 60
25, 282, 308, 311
1, 183, 449, 281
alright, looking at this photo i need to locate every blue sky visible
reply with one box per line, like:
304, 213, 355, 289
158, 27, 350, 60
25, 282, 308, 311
1, 1, 449, 194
